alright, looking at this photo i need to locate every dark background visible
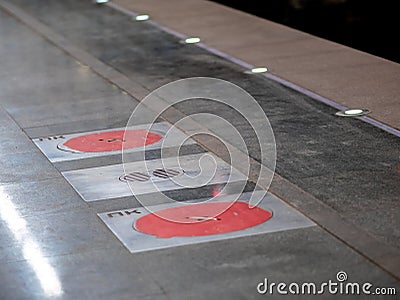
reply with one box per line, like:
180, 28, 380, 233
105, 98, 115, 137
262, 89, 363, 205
210, 0, 399, 63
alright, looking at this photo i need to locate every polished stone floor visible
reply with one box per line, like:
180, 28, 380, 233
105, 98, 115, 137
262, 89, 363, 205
0, 0, 399, 299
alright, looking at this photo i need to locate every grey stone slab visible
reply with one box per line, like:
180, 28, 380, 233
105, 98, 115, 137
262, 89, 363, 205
108, 56, 237, 92
0, 61, 97, 89
134, 226, 399, 300
0, 108, 36, 155
54, 22, 166, 61
0, 150, 60, 184
0, 11, 66, 49
7, 93, 141, 128
299, 170, 400, 249
0, 248, 163, 300
0, 9, 93, 81
0, 69, 121, 110
0, 10, 55, 58
0, 49, 81, 79
0, 208, 118, 264
176, 112, 275, 165
98, 191, 314, 253
62, 153, 247, 202
0, 128, 36, 155
0, 177, 87, 218
270, 113, 400, 179
173, 98, 267, 131
0, 40, 89, 78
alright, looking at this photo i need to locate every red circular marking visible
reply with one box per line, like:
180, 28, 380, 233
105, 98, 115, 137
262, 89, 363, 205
62, 129, 162, 152
135, 202, 272, 238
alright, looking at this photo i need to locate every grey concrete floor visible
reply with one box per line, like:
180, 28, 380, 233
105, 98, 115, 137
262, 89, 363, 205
0, 1, 399, 299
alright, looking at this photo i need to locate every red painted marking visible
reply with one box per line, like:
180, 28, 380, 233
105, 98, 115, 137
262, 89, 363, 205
135, 202, 272, 238
212, 187, 221, 197
62, 129, 162, 152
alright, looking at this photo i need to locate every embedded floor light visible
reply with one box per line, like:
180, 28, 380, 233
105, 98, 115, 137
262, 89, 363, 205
135, 14, 150, 21
250, 67, 268, 74
335, 108, 370, 117
184, 37, 201, 44
95, 0, 108, 4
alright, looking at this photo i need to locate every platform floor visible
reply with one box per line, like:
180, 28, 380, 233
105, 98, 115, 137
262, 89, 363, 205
113, 0, 400, 130
0, 0, 399, 299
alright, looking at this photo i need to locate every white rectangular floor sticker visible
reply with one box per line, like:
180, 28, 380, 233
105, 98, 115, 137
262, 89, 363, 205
62, 153, 247, 202
98, 191, 315, 253
33, 122, 195, 162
